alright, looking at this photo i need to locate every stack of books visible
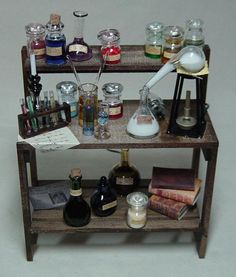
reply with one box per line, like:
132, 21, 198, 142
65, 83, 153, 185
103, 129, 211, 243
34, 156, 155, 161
148, 167, 202, 220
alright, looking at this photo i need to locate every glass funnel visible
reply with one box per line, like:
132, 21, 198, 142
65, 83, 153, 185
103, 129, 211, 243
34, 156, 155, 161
66, 11, 92, 61
126, 86, 159, 139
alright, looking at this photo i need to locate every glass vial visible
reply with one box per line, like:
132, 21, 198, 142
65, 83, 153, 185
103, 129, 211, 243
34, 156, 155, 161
126, 86, 159, 139
25, 23, 46, 59
66, 11, 92, 61
97, 29, 121, 64
78, 83, 98, 127
63, 168, 91, 227
184, 18, 205, 47
162, 25, 184, 64
145, 21, 164, 59
102, 82, 123, 120
90, 176, 117, 217
82, 90, 95, 136
94, 102, 111, 139
56, 81, 78, 118
108, 149, 140, 196
45, 14, 66, 65
127, 192, 148, 229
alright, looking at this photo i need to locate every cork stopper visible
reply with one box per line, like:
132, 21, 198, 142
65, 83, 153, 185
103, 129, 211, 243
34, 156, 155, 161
50, 14, 61, 25
70, 168, 82, 177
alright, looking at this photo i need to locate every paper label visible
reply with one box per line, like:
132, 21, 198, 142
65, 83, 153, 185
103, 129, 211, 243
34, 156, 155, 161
116, 177, 134, 185
70, 188, 82, 196
102, 200, 117, 211
46, 46, 62, 56
145, 45, 161, 55
69, 44, 88, 53
137, 115, 152, 124
33, 48, 46, 56
109, 106, 121, 115
163, 51, 175, 59
106, 53, 121, 62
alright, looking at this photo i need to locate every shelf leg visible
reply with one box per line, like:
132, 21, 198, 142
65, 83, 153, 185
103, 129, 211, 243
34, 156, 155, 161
195, 147, 218, 258
17, 143, 37, 261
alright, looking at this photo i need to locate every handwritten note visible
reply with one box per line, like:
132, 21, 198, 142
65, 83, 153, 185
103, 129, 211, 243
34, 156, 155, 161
18, 127, 80, 152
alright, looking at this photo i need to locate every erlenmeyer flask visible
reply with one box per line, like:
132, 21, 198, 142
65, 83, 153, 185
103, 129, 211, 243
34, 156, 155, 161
127, 86, 159, 139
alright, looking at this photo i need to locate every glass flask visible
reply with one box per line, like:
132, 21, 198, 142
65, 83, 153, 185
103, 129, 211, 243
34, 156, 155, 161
94, 102, 111, 139
97, 29, 121, 64
108, 149, 140, 196
25, 23, 46, 59
66, 11, 92, 61
162, 25, 184, 64
127, 192, 148, 229
145, 21, 164, 59
184, 18, 205, 47
102, 82, 123, 119
90, 176, 117, 217
56, 81, 78, 118
63, 168, 91, 227
45, 14, 66, 65
126, 86, 159, 139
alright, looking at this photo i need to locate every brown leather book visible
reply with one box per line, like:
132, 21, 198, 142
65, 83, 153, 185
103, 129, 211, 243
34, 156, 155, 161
151, 167, 195, 191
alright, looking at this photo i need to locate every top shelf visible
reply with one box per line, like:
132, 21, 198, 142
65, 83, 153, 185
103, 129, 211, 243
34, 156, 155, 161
21, 45, 210, 74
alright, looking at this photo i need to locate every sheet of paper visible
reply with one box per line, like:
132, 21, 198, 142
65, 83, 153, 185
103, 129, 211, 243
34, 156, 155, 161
18, 127, 80, 152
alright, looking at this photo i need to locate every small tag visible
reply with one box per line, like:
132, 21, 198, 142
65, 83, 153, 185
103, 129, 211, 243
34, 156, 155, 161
137, 115, 152, 124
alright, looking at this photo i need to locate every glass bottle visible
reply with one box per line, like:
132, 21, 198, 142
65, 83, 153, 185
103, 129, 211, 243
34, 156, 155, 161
108, 149, 140, 196
97, 29, 121, 64
162, 25, 184, 64
127, 192, 148, 229
184, 18, 205, 48
94, 102, 111, 140
145, 21, 164, 59
126, 86, 159, 139
66, 11, 92, 61
25, 23, 46, 60
45, 14, 66, 65
90, 176, 117, 217
63, 168, 91, 227
56, 81, 78, 118
102, 82, 123, 120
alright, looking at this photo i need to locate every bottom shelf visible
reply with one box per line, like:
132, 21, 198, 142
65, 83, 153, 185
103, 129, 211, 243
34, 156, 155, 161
30, 183, 200, 234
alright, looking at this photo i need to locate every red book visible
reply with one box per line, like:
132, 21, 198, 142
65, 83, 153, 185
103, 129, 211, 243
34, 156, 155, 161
148, 178, 202, 205
149, 195, 190, 220
151, 167, 195, 191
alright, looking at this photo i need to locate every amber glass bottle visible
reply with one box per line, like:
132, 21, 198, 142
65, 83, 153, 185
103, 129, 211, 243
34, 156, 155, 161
108, 149, 140, 195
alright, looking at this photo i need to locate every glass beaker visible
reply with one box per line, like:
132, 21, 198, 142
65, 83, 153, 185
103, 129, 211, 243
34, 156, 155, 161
126, 192, 148, 229
78, 83, 98, 127
126, 86, 159, 139
66, 11, 92, 61
94, 102, 111, 139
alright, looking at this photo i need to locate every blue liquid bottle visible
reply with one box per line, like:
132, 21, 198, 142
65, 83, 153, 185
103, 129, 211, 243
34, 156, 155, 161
45, 14, 66, 65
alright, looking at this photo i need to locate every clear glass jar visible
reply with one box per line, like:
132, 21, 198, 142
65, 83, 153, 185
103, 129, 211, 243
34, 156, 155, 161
56, 81, 78, 118
25, 23, 46, 60
145, 21, 164, 59
97, 29, 121, 64
184, 18, 205, 48
162, 25, 184, 64
102, 82, 123, 119
126, 192, 148, 229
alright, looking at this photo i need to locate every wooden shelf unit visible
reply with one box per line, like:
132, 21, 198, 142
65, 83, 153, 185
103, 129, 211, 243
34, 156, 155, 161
17, 45, 218, 261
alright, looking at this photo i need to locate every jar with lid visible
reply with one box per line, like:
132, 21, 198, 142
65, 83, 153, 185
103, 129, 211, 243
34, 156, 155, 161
145, 21, 164, 59
102, 82, 123, 119
184, 18, 205, 48
56, 81, 78, 118
25, 23, 46, 60
126, 192, 148, 229
162, 25, 184, 64
97, 29, 121, 64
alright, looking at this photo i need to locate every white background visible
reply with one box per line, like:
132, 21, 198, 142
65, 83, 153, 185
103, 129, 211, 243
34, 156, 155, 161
0, 0, 235, 276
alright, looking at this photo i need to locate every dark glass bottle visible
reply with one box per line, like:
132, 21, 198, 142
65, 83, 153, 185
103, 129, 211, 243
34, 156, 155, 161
90, 176, 117, 217
45, 14, 66, 65
108, 149, 141, 195
66, 11, 92, 62
63, 168, 91, 227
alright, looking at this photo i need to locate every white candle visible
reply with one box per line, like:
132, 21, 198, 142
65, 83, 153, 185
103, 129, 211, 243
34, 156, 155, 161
30, 53, 37, 76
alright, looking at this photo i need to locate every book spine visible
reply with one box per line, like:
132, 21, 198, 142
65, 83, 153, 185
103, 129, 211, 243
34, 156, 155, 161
149, 198, 179, 220
150, 188, 193, 205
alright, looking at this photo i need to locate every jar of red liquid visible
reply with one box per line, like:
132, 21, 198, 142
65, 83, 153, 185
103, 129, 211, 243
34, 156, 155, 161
162, 25, 184, 64
97, 29, 121, 64
102, 83, 123, 119
25, 23, 46, 60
